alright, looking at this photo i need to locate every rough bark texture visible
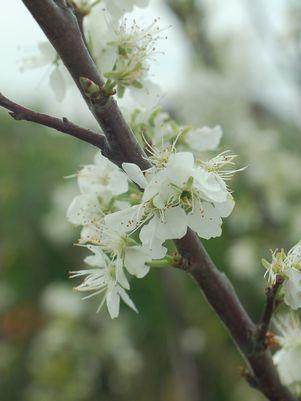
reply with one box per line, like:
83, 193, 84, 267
15, 2, 297, 400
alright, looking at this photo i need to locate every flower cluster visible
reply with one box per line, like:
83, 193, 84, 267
67, 152, 153, 318
68, 130, 238, 318
262, 241, 301, 310
105, 147, 236, 258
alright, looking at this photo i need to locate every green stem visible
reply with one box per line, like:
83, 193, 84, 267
146, 256, 174, 268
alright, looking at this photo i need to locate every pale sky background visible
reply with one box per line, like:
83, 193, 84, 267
0, 0, 300, 127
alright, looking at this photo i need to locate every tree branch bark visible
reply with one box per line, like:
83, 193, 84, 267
17, 2, 297, 400
256, 276, 284, 348
0, 92, 108, 150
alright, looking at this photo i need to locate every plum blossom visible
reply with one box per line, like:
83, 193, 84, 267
19, 41, 67, 101
66, 152, 129, 243
87, 14, 165, 97
262, 240, 301, 310
70, 245, 138, 318
105, 146, 236, 257
84, 224, 151, 278
273, 313, 301, 387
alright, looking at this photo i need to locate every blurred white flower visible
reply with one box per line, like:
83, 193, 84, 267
227, 239, 257, 279
102, 0, 149, 19
19, 41, 67, 101
42, 283, 85, 318
185, 125, 222, 152
273, 313, 301, 386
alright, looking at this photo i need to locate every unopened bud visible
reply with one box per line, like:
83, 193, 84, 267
79, 77, 101, 100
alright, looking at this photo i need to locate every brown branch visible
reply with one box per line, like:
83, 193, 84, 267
0, 92, 108, 151
256, 276, 284, 348
18, 2, 297, 400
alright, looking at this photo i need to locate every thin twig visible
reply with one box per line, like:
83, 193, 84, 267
256, 275, 284, 348
0, 93, 108, 151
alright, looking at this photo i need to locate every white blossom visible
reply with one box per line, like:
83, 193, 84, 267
66, 152, 129, 243
19, 41, 67, 101
283, 242, 301, 310
77, 152, 128, 196
273, 313, 301, 387
102, 0, 149, 19
185, 125, 222, 152
86, 224, 151, 278
70, 245, 138, 319
262, 241, 301, 310
105, 147, 236, 257
88, 14, 165, 97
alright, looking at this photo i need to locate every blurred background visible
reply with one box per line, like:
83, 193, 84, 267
0, 1, 300, 400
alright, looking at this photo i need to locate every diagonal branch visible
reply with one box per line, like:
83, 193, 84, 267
0, 92, 108, 151
18, 2, 297, 400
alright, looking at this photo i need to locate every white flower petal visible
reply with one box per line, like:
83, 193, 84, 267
283, 269, 301, 310
108, 170, 129, 195
122, 162, 147, 188
274, 348, 301, 385
117, 286, 138, 314
155, 207, 187, 240
116, 262, 130, 289
106, 287, 120, 319
187, 201, 222, 239
49, 67, 66, 102
193, 168, 228, 202
139, 218, 167, 258
214, 196, 235, 218
186, 126, 222, 152
67, 194, 102, 226
124, 246, 150, 278
105, 205, 143, 233
167, 152, 195, 187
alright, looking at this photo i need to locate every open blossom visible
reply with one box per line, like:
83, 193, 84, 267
66, 152, 129, 243
105, 147, 236, 257
262, 240, 301, 310
70, 246, 138, 319
273, 313, 301, 387
88, 14, 165, 97
77, 152, 128, 196
84, 224, 151, 278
